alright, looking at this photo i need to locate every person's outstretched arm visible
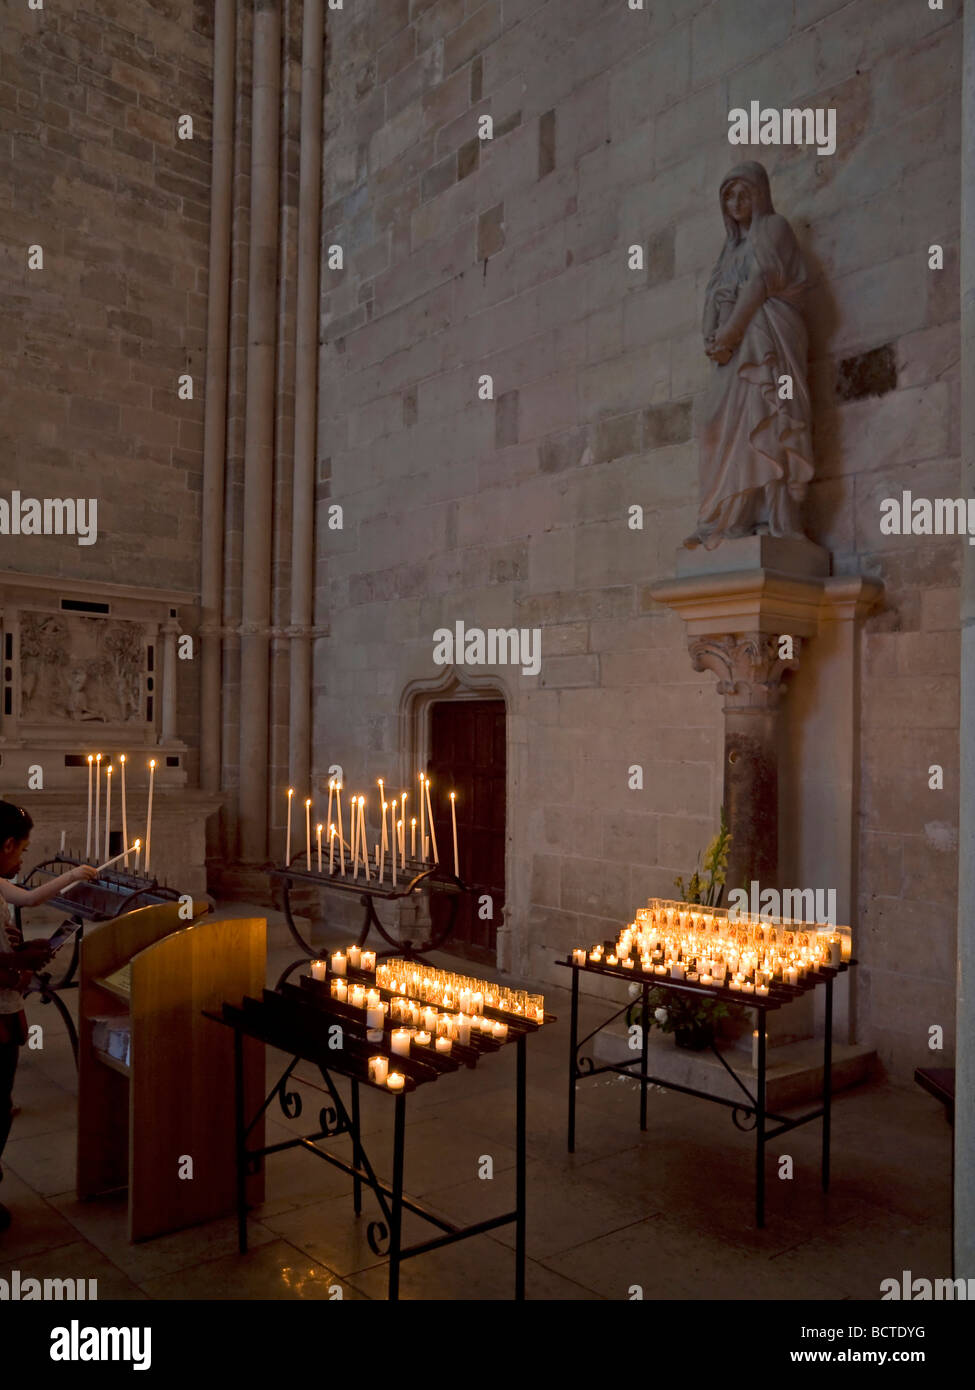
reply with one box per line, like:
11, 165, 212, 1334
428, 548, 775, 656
0, 864, 97, 910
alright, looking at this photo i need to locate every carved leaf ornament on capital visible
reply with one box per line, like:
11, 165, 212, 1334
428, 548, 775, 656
689, 633, 800, 710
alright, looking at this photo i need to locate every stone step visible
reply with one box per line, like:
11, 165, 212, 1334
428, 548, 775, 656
593, 1030, 877, 1110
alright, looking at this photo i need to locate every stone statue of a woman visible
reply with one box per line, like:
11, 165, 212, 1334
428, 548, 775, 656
684, 162, 814, 550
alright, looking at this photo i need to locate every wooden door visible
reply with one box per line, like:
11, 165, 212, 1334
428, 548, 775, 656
428, 699, 505, 964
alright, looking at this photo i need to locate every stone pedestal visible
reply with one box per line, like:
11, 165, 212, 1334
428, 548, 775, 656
652, 538, 882, 1054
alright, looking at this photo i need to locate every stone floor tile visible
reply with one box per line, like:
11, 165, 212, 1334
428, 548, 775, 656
139, 1237, 364, 1301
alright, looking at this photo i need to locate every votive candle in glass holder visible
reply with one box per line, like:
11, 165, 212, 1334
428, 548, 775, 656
350, 984, 366, 1009
742, 981, 755, 994
414, 1030, 431, 1047
330, 978, 348, 1002
348, 945, 361, 969
368, 1055, 388, 1085
435, 1036, 452, 1055
331, 952, 347, 977
572, 948, 586, 966
456, 1015, 471, 1046
310, 959, 327, 981
391, 1028, 411, 1057
361, 950, 376, 972
386, 1072, 405, 1092
366, 1003, 384, 1031
491, 1021, 508, 1042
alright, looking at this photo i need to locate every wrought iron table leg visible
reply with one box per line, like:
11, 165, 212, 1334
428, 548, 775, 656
640, 983, 649, 1132
823, 975, 833, 1192
756, 1014, 766, 1229
515, 1034, 526, 1300
388, 1094, 406, 1301
351, 1079, 362, 1217
234, 1029, 248, 1254
38, 984, 79, 1065
567, 964, 579, 1153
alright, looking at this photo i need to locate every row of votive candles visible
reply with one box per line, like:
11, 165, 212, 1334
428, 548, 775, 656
375, 958, 544, 1023
313, 970, 509, 1047
636, 902, 852, 962
573, 941, 825, 992
316, 946, 376, 976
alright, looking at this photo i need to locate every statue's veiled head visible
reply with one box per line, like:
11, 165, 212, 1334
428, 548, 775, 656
719, 162, 774, 241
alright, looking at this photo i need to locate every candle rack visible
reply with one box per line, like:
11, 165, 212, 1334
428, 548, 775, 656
561, 953, 857, 1228
206, 964, 552, 1300
15, 850, 204, 1064
269, 858, 470, 986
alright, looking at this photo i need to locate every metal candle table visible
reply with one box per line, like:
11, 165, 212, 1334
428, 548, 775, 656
561, 954, 857, 1227
208, 968, 551, 1300
270, 860, 469, 985
15, 851, 200, 1063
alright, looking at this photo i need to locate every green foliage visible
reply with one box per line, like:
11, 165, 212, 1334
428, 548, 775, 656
674, 806, 731, 907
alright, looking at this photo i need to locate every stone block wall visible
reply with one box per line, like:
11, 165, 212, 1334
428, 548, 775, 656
0, 0, 212, 591
314, 0, 958, 1082
1, 1, 213, 786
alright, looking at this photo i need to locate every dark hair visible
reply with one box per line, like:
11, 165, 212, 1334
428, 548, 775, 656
0, 802, 33, 844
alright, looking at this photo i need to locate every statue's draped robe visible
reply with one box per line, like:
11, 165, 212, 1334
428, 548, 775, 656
695, 187, 814, 549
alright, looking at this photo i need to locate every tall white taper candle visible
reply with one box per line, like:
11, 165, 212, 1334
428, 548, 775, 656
305, 798, 312, 871
450, 791, 459, 877
145, 759, 156, 876
424, 777, 439, 864
104, 764, 113, 862
336, 784, 345, 875
94, 754, 102, 854
119, 754, 128, 866
86, 754, 93, 860
286, 787, 294, 865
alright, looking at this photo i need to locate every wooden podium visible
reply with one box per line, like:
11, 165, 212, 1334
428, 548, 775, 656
77, 902, 266, 1241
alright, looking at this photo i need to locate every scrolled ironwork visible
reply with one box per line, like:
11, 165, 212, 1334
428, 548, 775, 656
277, 1082, 303, 1120
319, 1105, 343, 1136
731, 1105, 757, 1132
575, 1054, 595, 1077
366, 1220, 390, 1256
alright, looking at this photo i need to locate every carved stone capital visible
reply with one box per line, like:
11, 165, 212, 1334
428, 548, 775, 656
690, 632, 799, 711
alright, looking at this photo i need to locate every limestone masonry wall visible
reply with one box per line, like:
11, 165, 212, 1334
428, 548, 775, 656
0, 0, 213, 591
316, 0, 960, 1083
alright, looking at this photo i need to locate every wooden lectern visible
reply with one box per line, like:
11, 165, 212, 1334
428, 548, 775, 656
77, 901, 266, 1241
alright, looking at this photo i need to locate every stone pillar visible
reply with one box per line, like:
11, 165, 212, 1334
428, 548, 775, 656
200, 0, 235, 811
955, 0, 975, 1282
289, 0, 324, 798
689, 633, 798, 892
160, 617, 180, 744
238, 0, 281, 862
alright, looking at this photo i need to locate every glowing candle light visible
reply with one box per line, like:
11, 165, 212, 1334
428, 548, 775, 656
85, 754, 94, 861
336, 783, 346, 876
411, 816, 416, 858
310, 959, 326, 981
379, 779, 387, 853
368, 1056, 388, 1085
358, 797, 369, 881
361, 950, 376, 972
348, 944, 361, 969
435, 1036, 452, 1055
449, 791, 459, 877
349, 792, 359, 876
331, 951, 346, 976
329, 823, 336, 873
285, 787, 294, 866
391, 1028, 411, 1057
94, 754, 102, 850
424, 777, 439, 863
133, 838, 141, 873
418, 770, 425, 857
305, 797, 312, 871
317, 823, 323, 873
572, 948, 586, 966
380, 801, 387, 883
103, 764, 113, 862
386, 1072, 405, 1092
330, 977, 347, 1002
326, 779, 334, 849
399, 795, 406, 858
144, 759, 155, 876
117, 754, 129, 866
